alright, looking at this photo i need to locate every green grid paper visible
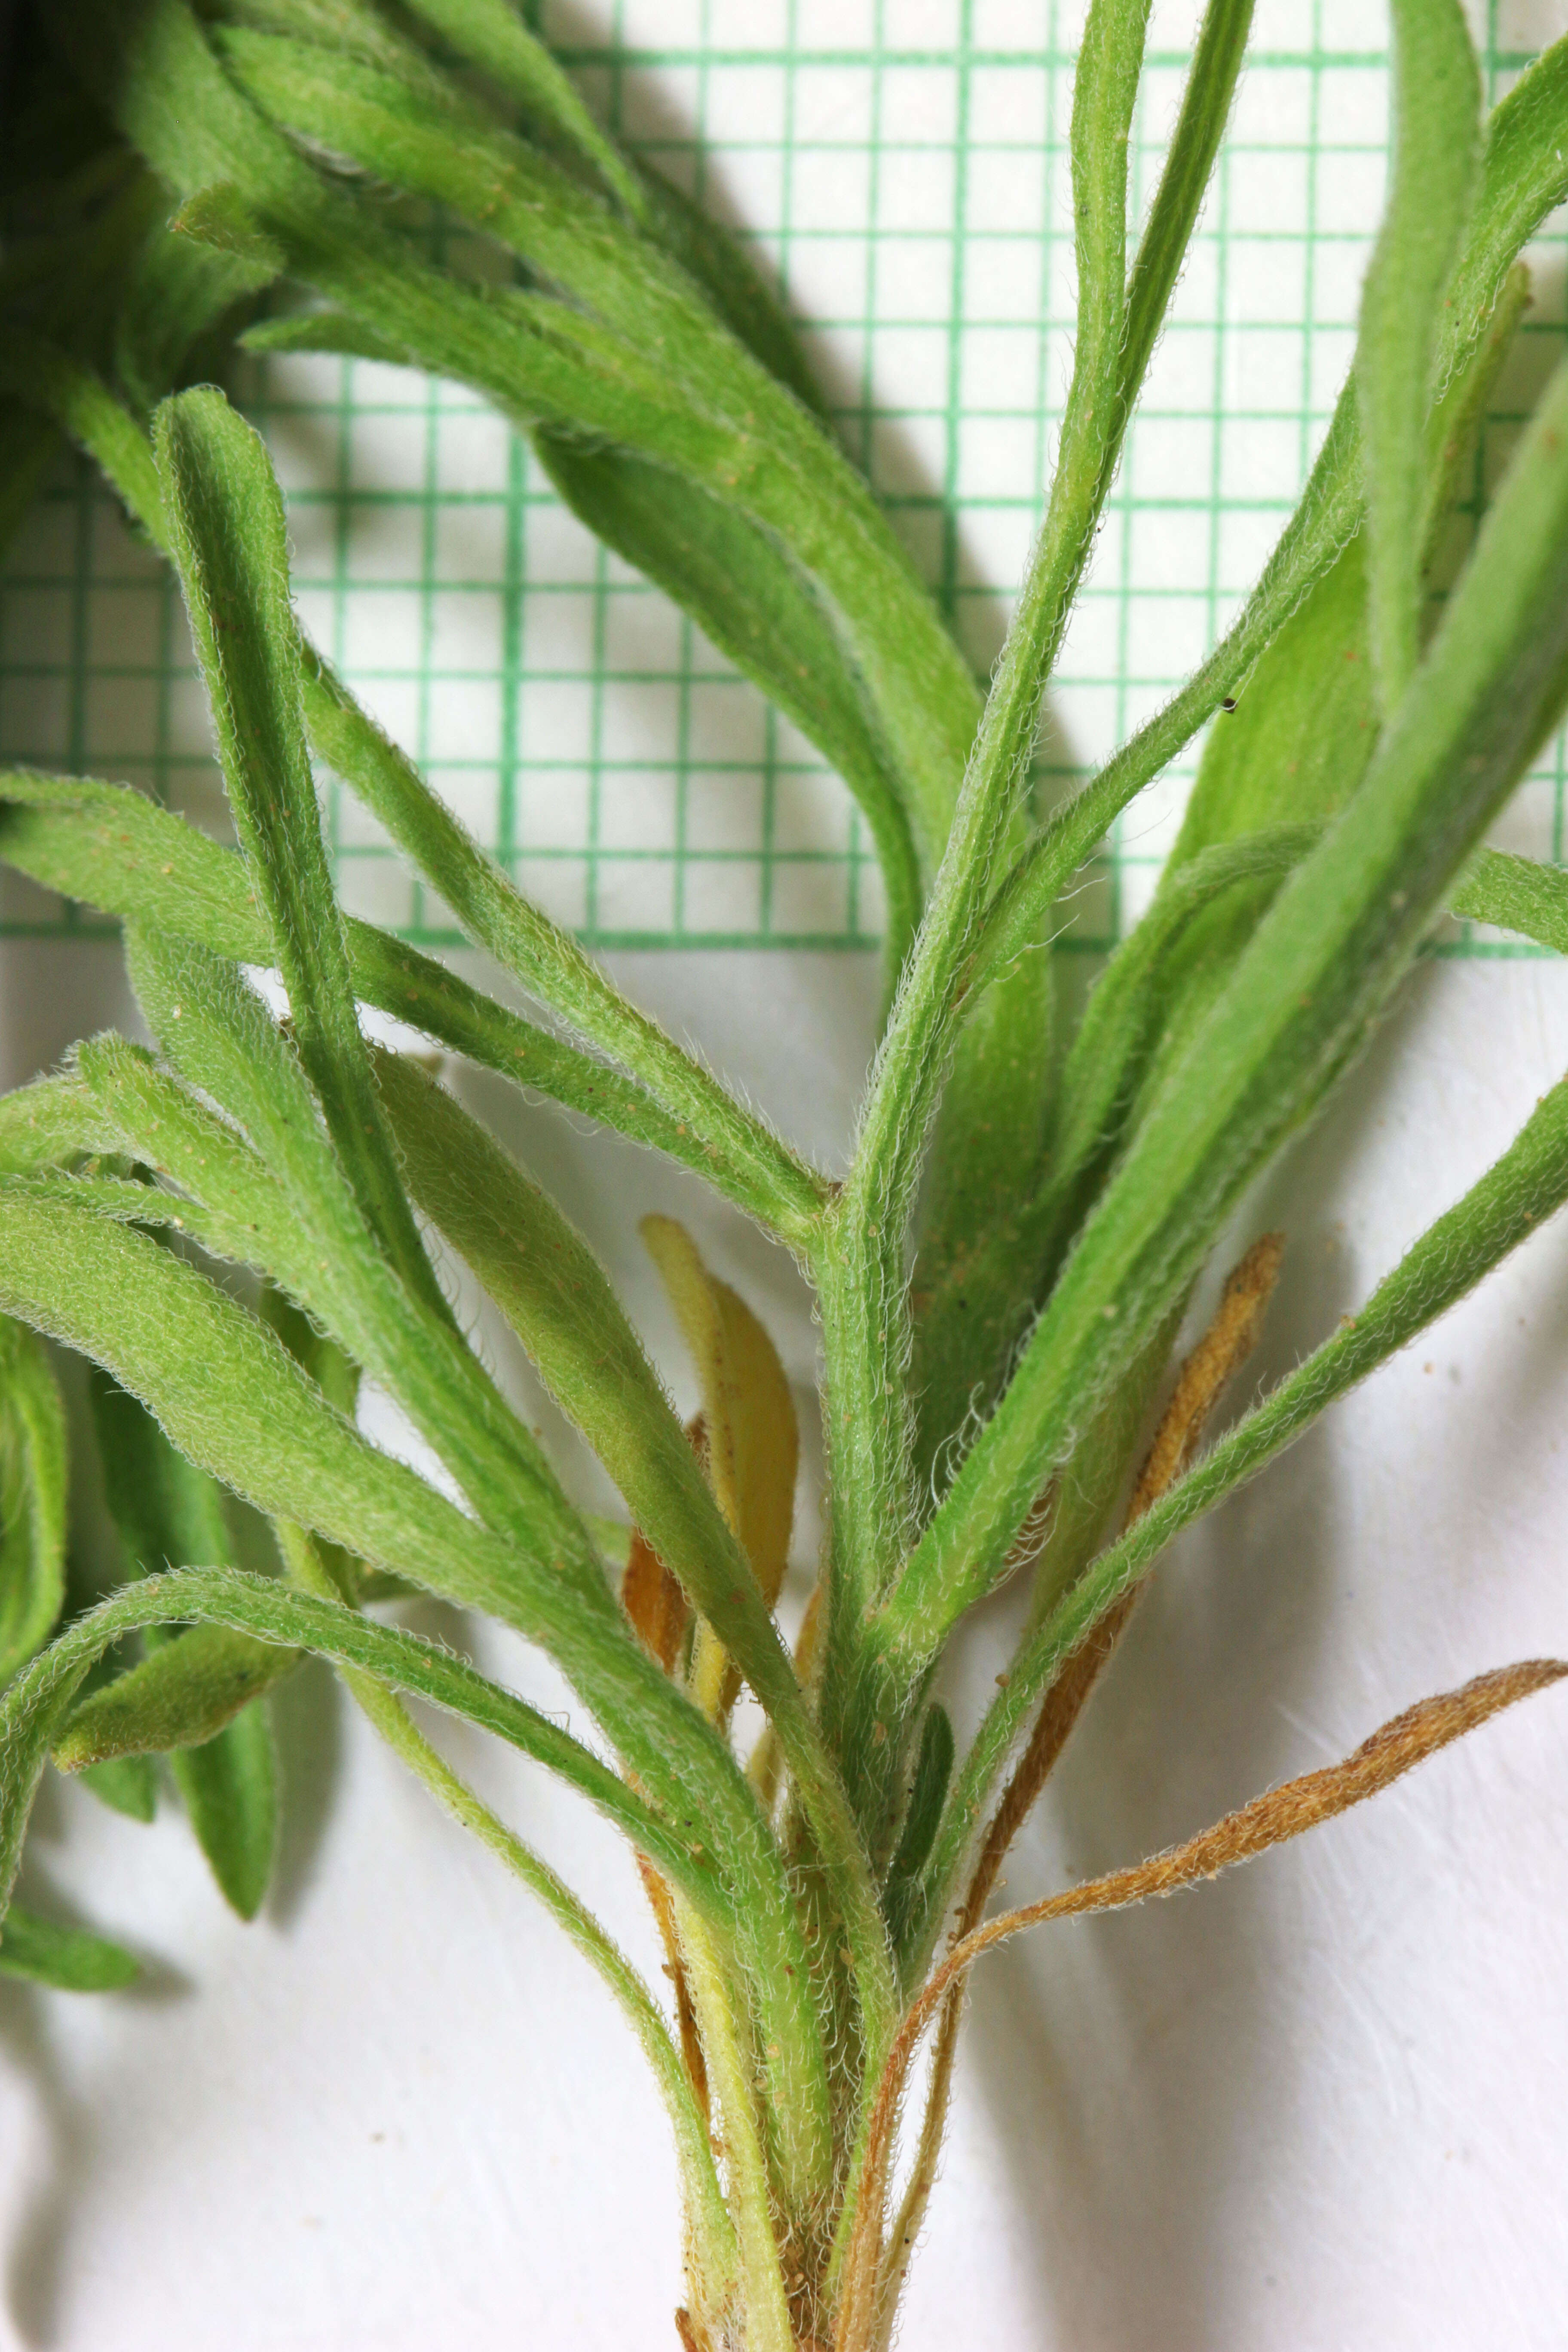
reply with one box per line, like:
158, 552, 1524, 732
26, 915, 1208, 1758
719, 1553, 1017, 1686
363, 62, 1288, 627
1, 0, 1564, 956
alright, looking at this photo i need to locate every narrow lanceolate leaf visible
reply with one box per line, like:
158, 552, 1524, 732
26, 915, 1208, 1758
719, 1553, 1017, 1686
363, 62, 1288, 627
375, 1055, 800, 1709
89, 1367, 282, 1919
1118, 272, 1528, 1126
536, 438, 923, 995
115, 201, 278, 416
276, 1523, 735, 2299
54, 1621, 300, 1768
819, 0, 1160, 1843
374, 1054, 888, 2126
0, 1170, 825, 2081
153, 386, 446, 1324
0, 764, 722, 1184
1020, 828, 1315, 1302
1118, 0, 1254, 418
910, 1063, 1568, 1971
0, 343, 823, 1157
1358, 0, 1482, 714
395, 0, 646, 216
903, 0, 1257, 1494
882, 345, 1568, 1677
861, 0, 1159, 1210
977, 34, 1568, 997
398, 0, 815, 410
74, 1034, 325, 1309
0, 1068, 107, 1178
0, 1318, 68, 1684
6, 223, 842, 1223
295, 647, 832, 1246
80, 0, 972, 940
0, 331, 167, 550
0, 1183, 556, 1638
122, 923, 581, 1564
9, 1571, 732, 1925
77, 1753, 159, 1824
169, 1703, 279, 1923
0, 1903, 139, 1992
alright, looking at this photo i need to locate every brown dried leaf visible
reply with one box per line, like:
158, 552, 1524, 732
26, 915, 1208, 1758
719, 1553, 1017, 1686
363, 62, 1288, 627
843, 1657, 1565, 2348
1128, 1229, 1285, 1516
623, 1525, 691, 1676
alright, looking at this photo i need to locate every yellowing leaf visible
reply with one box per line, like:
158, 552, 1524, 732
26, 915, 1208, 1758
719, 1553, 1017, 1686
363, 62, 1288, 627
639, 1217, 797, 1612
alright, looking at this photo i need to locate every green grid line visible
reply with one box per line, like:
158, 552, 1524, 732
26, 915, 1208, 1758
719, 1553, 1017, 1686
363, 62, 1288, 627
2, 4, 1565, 959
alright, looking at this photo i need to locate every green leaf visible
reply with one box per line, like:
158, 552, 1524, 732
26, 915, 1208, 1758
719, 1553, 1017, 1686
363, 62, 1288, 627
1036, 827, 1320, 1254
0, 762, 724, 1184
881, 1703, 954, 1951
120, 922, 580, 1560
78, 1755, 159, 1822
977, 23, 1568, 998
943, 24, 1262, 1267
80, 0, 980, 892
625, 166, 827, 420
0, 1173, 823, 2018
0, 1072, 109, 1179
905, 953, 1057, 1500
170, 1699, 279, 1921
73, 1031, 324, 1307
89, 1366, 283, 1917
294, 647, 833, 1246
916, 829, 1315, 1486
535, 435, 922, 995
0, 1180, 545, 1633
1444, 34, 1568, 387
274, 1518, 736, 2297
885, 342, 1568, 1674
18, 318, 784, 1124
302, 0, 818, 410
821, 0, 1163, 1807
0, 1902, 138, 1991
33, 34, 908, 1227
393, 0, 650, 221
1117, 0, 1254, 420
373, 1053, 887, 2145
216, 30, 731, 369
54, 1620, 299, 1767
0, 331, 167, 544
375, 1053, 800, 1698
1172, 544, 1375, 866
1121, 270, 1529, 1120
908, 1058, 1568, 1975
90, 1360, 236, 1578
21, 1569, 733, 1924
1453, 846, 1568, 952
1358, 0, 1482, 715
115, 204, 276, 414
0, 1318, 68, 1685
153, 385, 446, 1323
